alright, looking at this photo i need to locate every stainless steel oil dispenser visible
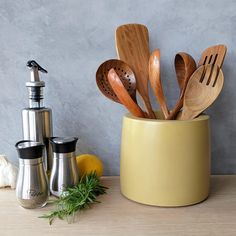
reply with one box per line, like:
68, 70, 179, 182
22, 60, 53, 172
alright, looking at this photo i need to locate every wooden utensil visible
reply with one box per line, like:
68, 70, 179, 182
178, 64, 224, 120
198, 44, 227, 68
96, 59, 137, 103
107, 69, 145, 118
148, 49, 169, 118
167, 52, 196, 120
115, 24, 156, 119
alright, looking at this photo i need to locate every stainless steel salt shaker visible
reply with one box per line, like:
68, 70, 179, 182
50, 137, 79, 197
15, 141, 49, 209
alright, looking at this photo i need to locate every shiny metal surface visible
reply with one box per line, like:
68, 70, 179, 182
53, 137, 76, 144
50, 152, 79, 197
16, 157, 49, 209
22, 108, 53, 171
17, 141, 41, 149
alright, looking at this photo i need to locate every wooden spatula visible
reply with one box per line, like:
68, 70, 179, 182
198, 44, 227, 68
178, 64, 224, 120
115, 24, 156, 119
108, 69, 146, 118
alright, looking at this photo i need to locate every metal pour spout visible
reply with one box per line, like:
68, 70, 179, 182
26, 60, 48, 108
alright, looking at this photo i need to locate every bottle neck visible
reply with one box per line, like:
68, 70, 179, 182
29, 100, 44, 108
27, 86, 44, 108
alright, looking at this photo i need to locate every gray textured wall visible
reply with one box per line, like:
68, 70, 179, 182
0, 0, 235, 175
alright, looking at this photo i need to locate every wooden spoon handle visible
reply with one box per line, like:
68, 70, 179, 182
166, 86, 186, 119
149, 49, 169, 118
142, 97, 157, 119
176, 110, 196, 120
166, 98, 183, 120
108, 69, 145, 118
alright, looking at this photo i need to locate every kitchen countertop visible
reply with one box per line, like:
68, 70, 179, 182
0, 175, 236, 236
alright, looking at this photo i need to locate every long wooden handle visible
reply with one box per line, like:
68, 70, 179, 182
166, 88, 185, 120
166, 99, 183, 120
108, 69, 145, 118
142, 96, 157, 119
149, 49, 169, 118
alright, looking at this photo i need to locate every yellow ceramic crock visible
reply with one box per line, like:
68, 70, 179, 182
120, 112, 210, 207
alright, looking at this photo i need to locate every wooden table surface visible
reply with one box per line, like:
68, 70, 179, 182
0, 175, 236, 236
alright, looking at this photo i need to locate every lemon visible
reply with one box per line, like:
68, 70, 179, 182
76, 154, 104, 177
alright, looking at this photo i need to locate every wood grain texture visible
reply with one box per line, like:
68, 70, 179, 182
96, 59, 137, 103
108, 69, 145, 118
167, 52, 196, 120
115, 24, 156, 119
0, 176, 236, 236
198, 44, 227, 68
149, 49, 169, 118
178, 64, 224, 120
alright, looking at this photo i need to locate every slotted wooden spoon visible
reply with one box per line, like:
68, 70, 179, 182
108, 69, 145, 118
167, 52, 196, 120
177, 64, 224, 120
198, 44, 227, 68
149, 49, 169, 118
115, 24, 156, 119
96, 59, 137, 103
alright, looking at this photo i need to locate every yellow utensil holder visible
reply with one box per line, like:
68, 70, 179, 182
120, 112, 210, 207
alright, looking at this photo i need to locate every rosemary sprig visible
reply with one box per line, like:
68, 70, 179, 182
39, 172, 108, 225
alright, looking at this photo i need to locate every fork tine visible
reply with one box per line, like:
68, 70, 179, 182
197, 66, 205, 82
211, 65, 220, 87
201, 65, 212, 84
205, 54, 218, 66
209, 65, 219, 87
203, 56, 208, 65
208, 55, 213, 64
206, 64, 215, 85
212, 54, 218, 65
198, 65, 207, 82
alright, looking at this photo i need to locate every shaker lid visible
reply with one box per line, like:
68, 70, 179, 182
15, 140, 44, 159
50, 137, 78, 153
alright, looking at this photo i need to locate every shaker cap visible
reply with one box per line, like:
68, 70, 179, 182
15, 140, 44, 159
50, 137, 78, 154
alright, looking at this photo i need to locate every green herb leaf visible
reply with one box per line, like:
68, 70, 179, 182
39, 172, 108, 224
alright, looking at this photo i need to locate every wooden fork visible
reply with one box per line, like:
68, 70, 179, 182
177, 64, 224, 120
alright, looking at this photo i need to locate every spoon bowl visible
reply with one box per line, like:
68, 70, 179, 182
178, 64, 224, 120
167, 52, 196, 120
96, 59, 137, 103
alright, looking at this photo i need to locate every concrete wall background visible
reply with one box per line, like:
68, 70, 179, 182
0, 0, 235, 175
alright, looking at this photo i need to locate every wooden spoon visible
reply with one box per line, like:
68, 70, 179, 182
149, 49, 169, 118
96, 59, 137, 103
198, 44, 227, 68
107, 69, 145, 118
177, 64, 224, 120
115, 24, 156, 119
167, 52, 196, 120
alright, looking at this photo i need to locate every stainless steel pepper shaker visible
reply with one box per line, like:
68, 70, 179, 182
50, 137, 79, 197
15, 141, 49, 209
